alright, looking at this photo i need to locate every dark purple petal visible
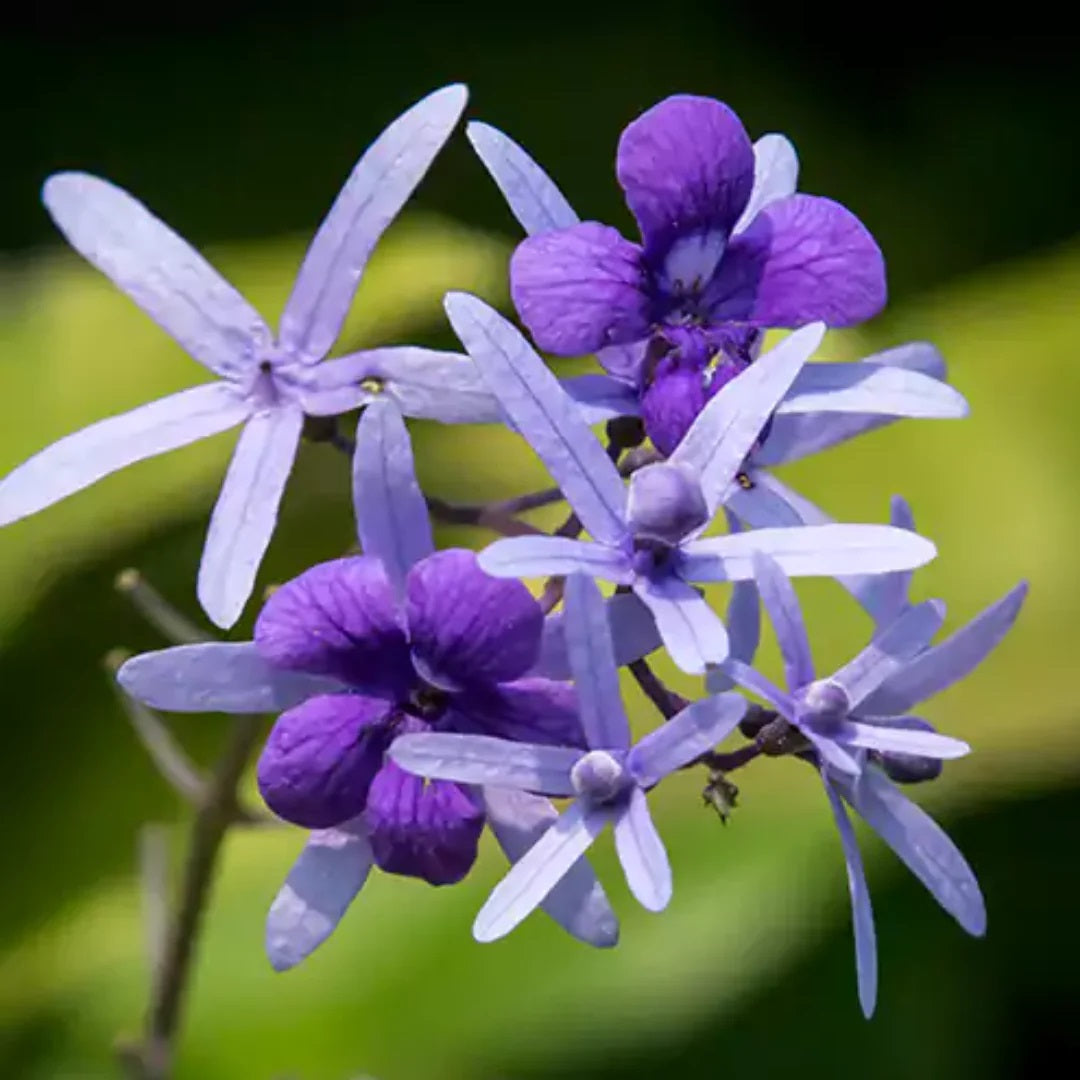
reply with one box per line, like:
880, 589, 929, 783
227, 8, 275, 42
450, 677, 585, 748
406, 548, 543, 689
615, 95, 754, 264
509, 223, 650, 355
640, 358, 709, 457
705, 195, 886, 328
363, 762, 483, 885
254, 557, 412, 696
257, 694, 393, 828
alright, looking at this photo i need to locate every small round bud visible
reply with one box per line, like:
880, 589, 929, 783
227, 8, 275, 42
796, 679, 851, 727
881, 752, 944, 784
570, 750, 629, 804
627, 462, 709, 546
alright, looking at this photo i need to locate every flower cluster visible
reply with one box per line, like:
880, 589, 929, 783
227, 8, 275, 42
4, 84, 1025, 1017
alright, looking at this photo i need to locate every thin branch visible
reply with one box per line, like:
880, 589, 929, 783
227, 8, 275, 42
628, 658, 690, 720
119, 714, 265, 1080
106, 651, 206, 805
115, 570, 210, 646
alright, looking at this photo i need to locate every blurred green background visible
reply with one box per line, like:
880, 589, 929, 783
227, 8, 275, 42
1, 11, 1076, 1079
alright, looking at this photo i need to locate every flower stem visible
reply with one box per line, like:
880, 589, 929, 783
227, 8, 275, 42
118, 714, 264, 1079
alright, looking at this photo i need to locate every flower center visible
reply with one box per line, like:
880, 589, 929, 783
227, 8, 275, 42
570, 750, 628, 804
794, 679, 851, 732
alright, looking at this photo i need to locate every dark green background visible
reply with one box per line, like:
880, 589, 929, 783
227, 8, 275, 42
0, 12, 1075, 1079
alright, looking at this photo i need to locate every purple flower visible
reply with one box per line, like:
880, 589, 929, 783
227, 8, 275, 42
444, 293, 937, 674
117, 399, 619, 967
718, 551, 1026, 1016
469, 118, 966, 453
390, 574, 748, 939
0, 85, 502, 628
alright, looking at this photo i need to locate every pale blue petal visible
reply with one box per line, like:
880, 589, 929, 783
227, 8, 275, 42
632, 575, 729, 675
562, 374, 641, 423
822, 777, 877, 1018
680, 524, 936, 583
482, 787, 618, 947
197, 405, 304, 629
389, 732, 578, 795
42, 172, 268, 379
807, 731, 862, 776
629, 692, 747, 787
836, 721, 970, 760
732, 133, 800, 235
777, 362, 968, 419
301, 347, 501, 424
721, 658, 793, 714
862, 583, 1028, 716
265, 819, 373, 971
466, 121, 580, 235
117, 643, 341, 713
0, 384, 250, 527
722, 470, 806, 527
839, 767, 986, 935
754, 342, 948, 467
563, 575, 631, 751
279, 85, 468, 362
533, 591, 660, 679
444, 293, 628, 543
353, 399, 433, 592
751, 551, 815, 690
473, 799, 609, 942
670, 322, 825, 513
831, 599, 946, 706
478, 536, 633, 584
866, 495, 918, 628
613, 787, 672, 912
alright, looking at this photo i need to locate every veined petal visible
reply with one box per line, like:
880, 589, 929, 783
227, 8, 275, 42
596, 340, 648, 382
563, 575, 631, 751
279, 84, 468, 362
822, 777, 877, 1018
451, 678, 585, 749
365, 765, 484, 886
831, 600, 946, 707
629, 692, 746, 787
722, 472, 806, 529
733, 133, 799, 236
42, 173, 266, 378
508, 224, 650, 356
632, 575, 728, 675
707, 194, 886, 328
755, 342, 948, 467
778, 362, 967, 419
466, 121, 580, 235
562, 375, 641, 423
265, 819, 374, 972
482, 787, 619, 948
117, 642, 341, 714
867, 495, 918, 628
479, 535, 633, 584
258, 694, 393, 828
707, 518, 762, 692
389, 732, 578, 795
473, 799, 609, 942
254, 556, 412, 696
836, 721, 970, 760
301, 347, 502, 424
670, 323, 824, 514
862, 583, 1028, 716
751, 552, 815, 690
679, 524, 936, 582
613, 787, 672, 912
353, 399, 433, 594
616, 95, 754, 261
406, 549, 543, 688
198, 405, 304, 629
839, 767, 986, 936
445, 293, 629, 542
533, 591, 661, 679
0, 384, 249, 527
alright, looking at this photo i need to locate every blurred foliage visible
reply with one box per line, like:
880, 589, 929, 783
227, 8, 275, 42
0, 195, 1076, 1079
